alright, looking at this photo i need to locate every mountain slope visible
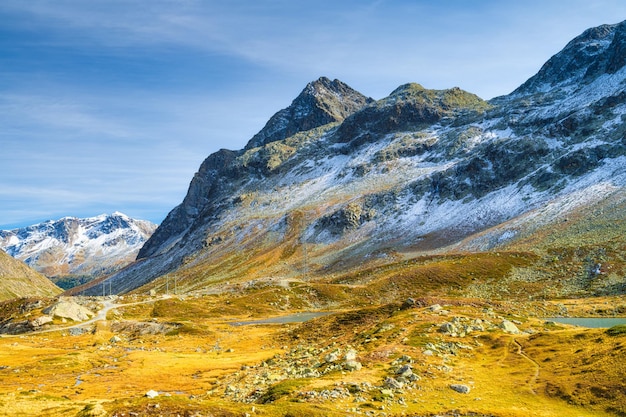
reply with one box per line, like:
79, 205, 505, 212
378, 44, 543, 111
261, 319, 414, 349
0, 249, 61, 301
79, 20, 626, 297
0, 212, 156, 284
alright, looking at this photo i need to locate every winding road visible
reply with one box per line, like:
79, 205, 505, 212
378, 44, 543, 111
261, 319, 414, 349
1, 295, 171, 338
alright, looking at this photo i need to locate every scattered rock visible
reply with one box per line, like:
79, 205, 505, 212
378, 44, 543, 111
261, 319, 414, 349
344, 349, 358, 361
395, 364, 413, 378
401, 298, 417, 309
500, 320, 520, 334
324, 351, 340, 363
384, 377, 404, 390
69, 328, 87, 336
29, 315, 53, 328
343, 360, 362, 371
110, 335, 122, 344
145, 390, 159, 398
450, 384, 471, 394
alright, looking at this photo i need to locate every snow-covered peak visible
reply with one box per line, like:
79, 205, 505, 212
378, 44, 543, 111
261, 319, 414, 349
0, 213, 157, 280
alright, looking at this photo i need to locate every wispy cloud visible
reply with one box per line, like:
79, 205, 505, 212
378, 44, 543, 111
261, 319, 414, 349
2, 0, 626, 228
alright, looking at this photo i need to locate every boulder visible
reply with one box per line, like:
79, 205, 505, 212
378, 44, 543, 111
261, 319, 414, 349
324, 350, 341, 363
145, 390, 159, 398
396, 364, 413, 378
29, 315, 53, 328
384, 377, 404, 390
43, 299, 94, 322
343, 360, 362, 371
69, 328, 87, 336
450, 384, 471, 394
344, 348, 358, 361
500, 320, 520, 334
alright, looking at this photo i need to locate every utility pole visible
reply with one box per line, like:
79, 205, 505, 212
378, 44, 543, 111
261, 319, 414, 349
102, 281, 105, 297
301, 211, 308, 280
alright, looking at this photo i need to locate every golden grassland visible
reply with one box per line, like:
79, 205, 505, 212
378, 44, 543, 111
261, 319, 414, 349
0, 287, 625, 417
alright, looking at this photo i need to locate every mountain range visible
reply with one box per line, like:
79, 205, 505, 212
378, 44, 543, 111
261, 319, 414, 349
62, 21, 626, 297
0, 212, 156, 288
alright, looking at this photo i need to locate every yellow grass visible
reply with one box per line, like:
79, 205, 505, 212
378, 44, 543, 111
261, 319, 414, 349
0, 292, 624, 416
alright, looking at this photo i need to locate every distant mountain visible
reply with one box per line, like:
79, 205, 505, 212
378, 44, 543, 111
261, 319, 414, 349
79, 21, 626, 297
0, 249, 61, 301
0, 212, 156, 286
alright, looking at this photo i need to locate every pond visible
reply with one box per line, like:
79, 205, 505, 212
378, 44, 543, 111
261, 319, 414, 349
229, 311, 334, 326
544, 317, 626, 328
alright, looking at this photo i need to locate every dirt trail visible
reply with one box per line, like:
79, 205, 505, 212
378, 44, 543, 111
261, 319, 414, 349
1, 295, 170, 338
513, 337, 540, 395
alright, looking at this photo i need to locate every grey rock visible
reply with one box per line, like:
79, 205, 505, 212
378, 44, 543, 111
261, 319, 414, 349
69, 328, 86, 336
384, 377, 404, 390
395, 364, 413, 378
343, 360, 362, 371
500, 320, 520, 334
450, 384, 471, 394
29, 315, 53, 328
43, 299, 94, 322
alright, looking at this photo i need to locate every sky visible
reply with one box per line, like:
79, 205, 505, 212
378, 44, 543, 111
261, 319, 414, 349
2, 0, 626, 229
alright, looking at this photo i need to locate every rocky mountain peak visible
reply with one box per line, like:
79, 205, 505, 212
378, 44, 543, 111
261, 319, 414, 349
0, 213, 157, 282
513, 21, 626, 96
244, 77, 373, 149
336, 84, 489, 147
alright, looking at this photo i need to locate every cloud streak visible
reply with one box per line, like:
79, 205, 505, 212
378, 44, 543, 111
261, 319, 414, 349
2, 0, 626, 228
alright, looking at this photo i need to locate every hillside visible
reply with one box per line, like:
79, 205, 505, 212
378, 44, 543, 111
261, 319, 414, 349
0, 249, 61, 301
76, 21, 626, 298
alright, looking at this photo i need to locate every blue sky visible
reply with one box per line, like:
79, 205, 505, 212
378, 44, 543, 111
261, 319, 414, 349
2, 0, 626, 229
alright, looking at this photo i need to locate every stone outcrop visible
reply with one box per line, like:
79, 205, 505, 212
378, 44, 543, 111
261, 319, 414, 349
43, 299, 94, 322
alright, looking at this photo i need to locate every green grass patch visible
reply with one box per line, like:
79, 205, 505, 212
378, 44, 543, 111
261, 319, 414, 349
606, 324, 626, 336
257, 379, 310, 404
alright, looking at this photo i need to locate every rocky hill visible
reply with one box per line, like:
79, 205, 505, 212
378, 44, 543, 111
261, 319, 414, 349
0, 249, 61, 301
0, 212, 156, 287
78, 21, 626, 297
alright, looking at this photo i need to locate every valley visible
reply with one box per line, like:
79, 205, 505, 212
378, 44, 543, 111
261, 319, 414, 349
0, 288, 624, 417
1, 17, 626, 417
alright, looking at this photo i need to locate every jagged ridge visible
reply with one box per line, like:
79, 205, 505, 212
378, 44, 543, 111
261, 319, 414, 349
0, 212, 156, 282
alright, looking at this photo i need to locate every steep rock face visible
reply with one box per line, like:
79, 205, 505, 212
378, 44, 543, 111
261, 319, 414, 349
81, 20, 626, 296
0, 212, 156, 280
139, 78, 372, 259
0, 249, 61, 301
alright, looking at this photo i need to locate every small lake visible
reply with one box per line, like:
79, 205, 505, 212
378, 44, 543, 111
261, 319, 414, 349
229, 312, 333, 326
544, 317, 626, 328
